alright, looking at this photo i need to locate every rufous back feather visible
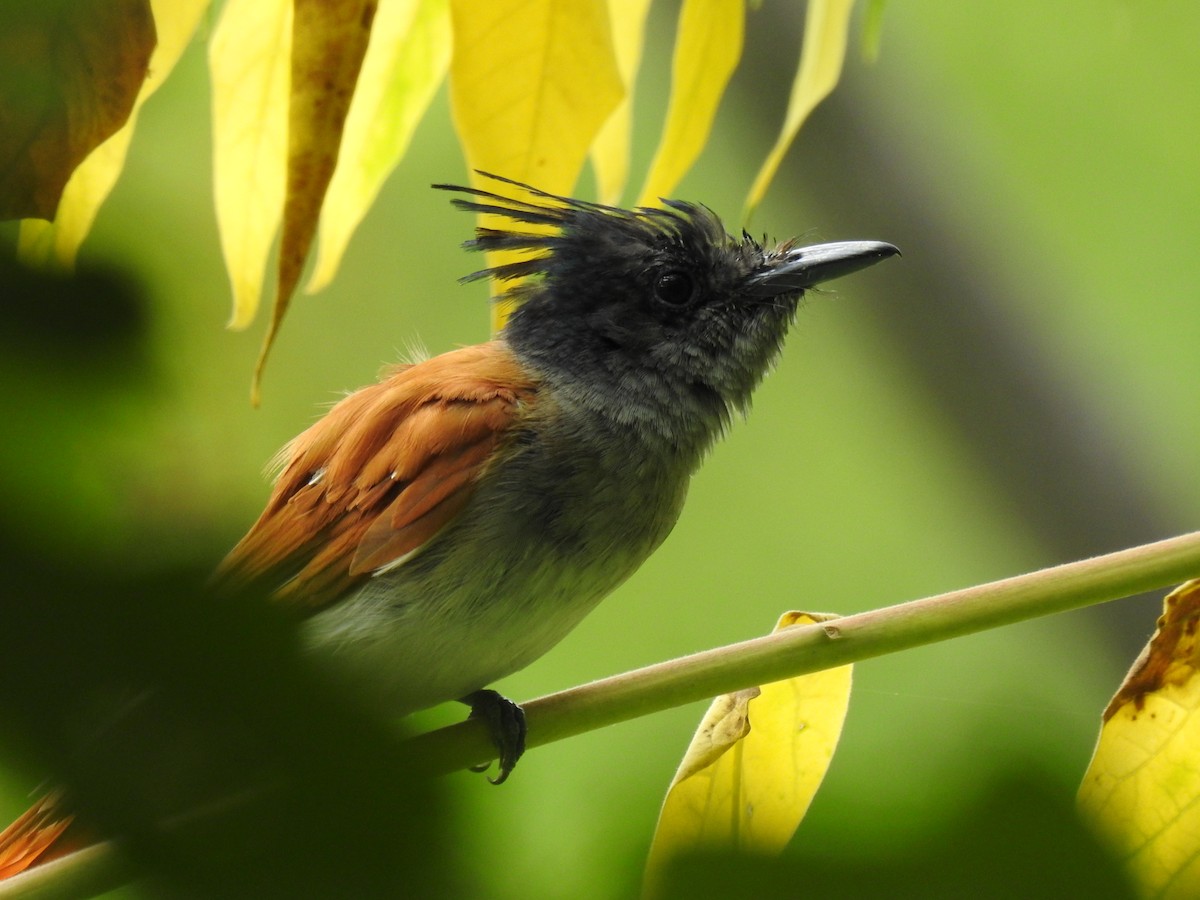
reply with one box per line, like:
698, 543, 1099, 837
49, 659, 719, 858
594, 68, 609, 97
218, 343, 538, 612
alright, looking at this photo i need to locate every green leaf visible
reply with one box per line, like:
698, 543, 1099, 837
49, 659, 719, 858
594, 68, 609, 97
861, 0, 889, 62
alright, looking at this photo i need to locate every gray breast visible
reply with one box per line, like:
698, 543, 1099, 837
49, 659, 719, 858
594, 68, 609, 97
302, 409, 692, 717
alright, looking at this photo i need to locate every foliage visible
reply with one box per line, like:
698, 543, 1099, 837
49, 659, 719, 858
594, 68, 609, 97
2, 1, 1200, 898
6, 0, 857, 401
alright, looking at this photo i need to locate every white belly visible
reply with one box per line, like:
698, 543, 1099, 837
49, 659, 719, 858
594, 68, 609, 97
301, 455, 690, 717
303, 550, 628, 715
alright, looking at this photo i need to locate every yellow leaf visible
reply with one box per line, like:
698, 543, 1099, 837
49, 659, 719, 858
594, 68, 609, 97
643, 611, 853, 895
251, 0, 379, 403
18, 0, 210, 269
634, 0, 743, 208
0, 0, 155, 221
448, 0, 624, 331
590, 0, 653, 206
1078, 579, 1200, 899
210, 0, 292, 331
743, 0, 856, 219
307, 0, 451, 294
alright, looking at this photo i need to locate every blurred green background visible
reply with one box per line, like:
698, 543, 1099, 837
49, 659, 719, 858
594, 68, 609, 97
2, 1, 1197, 896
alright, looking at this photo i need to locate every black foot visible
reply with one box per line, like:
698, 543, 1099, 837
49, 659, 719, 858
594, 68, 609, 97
460, 690, 526, 784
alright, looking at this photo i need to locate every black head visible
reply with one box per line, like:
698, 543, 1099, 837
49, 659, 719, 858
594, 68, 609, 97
434, 173, 897, 456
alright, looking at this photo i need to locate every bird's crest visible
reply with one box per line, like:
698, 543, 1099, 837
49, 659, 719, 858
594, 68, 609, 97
432, 172, 735, 288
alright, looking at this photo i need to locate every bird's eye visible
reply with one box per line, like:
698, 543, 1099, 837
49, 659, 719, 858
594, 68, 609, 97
653, 270, 696, 307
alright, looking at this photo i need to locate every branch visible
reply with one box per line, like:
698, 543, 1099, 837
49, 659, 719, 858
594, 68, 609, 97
406, 529, 1200, 774
4, 530, 1199, 900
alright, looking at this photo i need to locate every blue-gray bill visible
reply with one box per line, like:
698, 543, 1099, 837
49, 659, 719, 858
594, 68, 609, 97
746, 240, 900, 296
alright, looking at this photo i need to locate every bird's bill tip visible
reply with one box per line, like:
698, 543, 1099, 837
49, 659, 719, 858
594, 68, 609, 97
748, 240, 900, 295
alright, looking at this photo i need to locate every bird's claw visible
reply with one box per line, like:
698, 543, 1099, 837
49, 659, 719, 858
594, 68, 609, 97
461, 689, 526, 784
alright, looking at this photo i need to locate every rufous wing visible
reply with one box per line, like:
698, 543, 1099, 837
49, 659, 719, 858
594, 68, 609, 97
218, 342, 539, 612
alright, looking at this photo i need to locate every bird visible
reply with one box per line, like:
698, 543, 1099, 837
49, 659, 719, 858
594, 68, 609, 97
0, 173, 897, 878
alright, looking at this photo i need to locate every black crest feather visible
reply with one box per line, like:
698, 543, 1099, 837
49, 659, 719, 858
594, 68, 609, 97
431, 171, 728, 286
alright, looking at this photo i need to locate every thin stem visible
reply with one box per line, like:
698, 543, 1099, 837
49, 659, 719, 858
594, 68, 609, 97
406, 530, 1200, 775
4, 531, 1198, 900
0, 845, 127, 900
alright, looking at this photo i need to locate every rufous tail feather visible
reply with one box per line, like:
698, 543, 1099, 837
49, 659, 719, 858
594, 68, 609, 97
0, 793, 78, 880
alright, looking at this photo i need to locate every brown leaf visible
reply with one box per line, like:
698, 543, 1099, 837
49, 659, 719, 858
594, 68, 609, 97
0, 0, 155, 221
1102, 577, 1200, 721
253, 0, 378, 404
1078, 579, 1200, 898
